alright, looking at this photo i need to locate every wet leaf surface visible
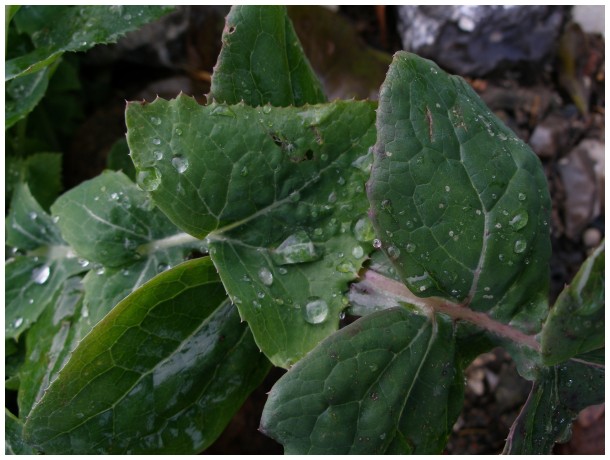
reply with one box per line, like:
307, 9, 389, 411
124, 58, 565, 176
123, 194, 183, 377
24, 258, 271, 454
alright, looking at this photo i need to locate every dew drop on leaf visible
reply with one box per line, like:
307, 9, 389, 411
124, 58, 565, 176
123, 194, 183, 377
406, 242, 416, 253
272, 231, 320, 265
258, 267, 273, 286
171, 155, 189, 174
151, 138, 161, 145
13, 317, 23, 328
303, 298, 328, 324
150, 116, 161, 125
153, 150, 164, 161
387, 246, 400, 259
32, 265, 50, 285
336, 262, 355, 273
352, 245, 364, 259
518, 192, 527, 201
353, 216, 375, 242
513, 239, 527, 254
137, 167, 162, 191
509, 210, 529, 230
373, 239, 382, 249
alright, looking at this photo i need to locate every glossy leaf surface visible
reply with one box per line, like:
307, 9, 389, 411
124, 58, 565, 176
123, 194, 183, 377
126, 96, 377, 367
24, 257, 271, 454
6, 185, 83, 340
541, 241, 604, 365
261, 307, 463, 454
6, 409, 36, 455
503, 360, 604, 454
209, 5, 326, 107
367, 52, 551, 330
7, 5, 172, 80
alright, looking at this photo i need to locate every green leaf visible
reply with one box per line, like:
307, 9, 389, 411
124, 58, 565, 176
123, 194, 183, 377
260, 307, 463, 454
6, 186, 84, 340
503, 360, 604, 454
6, 182, 63, 250
7, 5, 173, 80
367, 52, 551, 331
541, 241, 604, 365
6, 64, 57, 129
126, 96, 377, 367
6, 409, 36, 455
106, 137, 136, 181
209, 5, 326, 106
17, 277, 84, 418
24, 257, 271, 454
50, 170, 203, 268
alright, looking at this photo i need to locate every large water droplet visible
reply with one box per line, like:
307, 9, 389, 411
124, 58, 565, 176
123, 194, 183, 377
152, 138, 161, 145
353, 217, 375, 242
272, 231, 320, 265
509, 211, 529, 230
303, 298, 328, 324
32, 265, 50, 285
387, 246, 400, 259
211, 105, 236, 117
336, 262, 355, 273
514, 239, 527, 254
13, 317, 23, 328
258, 267, 273, 286
171, 155, 189, 174
352, 245, 364, 259
137, 167, 162, 191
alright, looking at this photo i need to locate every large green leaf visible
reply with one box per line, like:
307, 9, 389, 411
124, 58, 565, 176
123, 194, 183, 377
23, 257, 271, 454
260, 307, 463, 454
503, 360, 604, 454
6, 5, 172, 80
50, 170, 207, 332
126, 96, 376, 367
5, 184, 84, 340
540, 241, 604, 365
209, 5, 325, 107
367, 51, 551, 332
5, 153, 63, 211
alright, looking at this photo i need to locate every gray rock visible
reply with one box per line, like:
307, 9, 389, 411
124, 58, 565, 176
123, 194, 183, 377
396, 5, 569, 76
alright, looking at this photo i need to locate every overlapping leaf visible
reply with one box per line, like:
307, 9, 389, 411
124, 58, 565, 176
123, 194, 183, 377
541, 241, 604, 365
6, 184, 84, 340
6, 5, 172, 80
126, 97, 376, 367
209, 5, 326, 107
503, 360, 604, 454
6, 409, 36, 455
24, 258, 271, 454
261, 307, 463, 454
367, 52, 552, 332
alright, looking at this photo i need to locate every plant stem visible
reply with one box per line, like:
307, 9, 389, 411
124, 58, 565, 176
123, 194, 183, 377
360, 269, 541, 351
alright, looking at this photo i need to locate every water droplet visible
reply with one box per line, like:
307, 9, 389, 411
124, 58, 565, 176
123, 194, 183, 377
137, 167, 162, 191
352, 246, 364, 259
386, 151, 393, 157
320, 153, 328, 162
272, 231, 320, 265
151, 138, 161, 145
171, 156, 189, 173
258, 267, 273, 286
211, 105, 236, 117
150, 116, 161, 125
336, 262, 355, 273
328, 191, 337, 203
445, 185, 451, 192
32, 265, 50, 285
387, 246, 400, 259
498, 254, 505, 262
518, 192, 527, 201
14, 317, 23, 328
514, 239, 527, 254
262, 105, 272, 114
303, 298, 328, 324
407, 271, 432, 293
373, 239, 382, 249
405, 243, 416, 253
153, 150, 164, 161
381, 199, 392, 211
509, 211, 529, 230
157, 263, 170, 272
174, 127, 183, 136
78, 258, 90, 268
278, 267, 288, 275
353, 217, 375, 242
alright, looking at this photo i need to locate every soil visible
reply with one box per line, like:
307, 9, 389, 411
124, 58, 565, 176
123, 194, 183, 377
63, 6, 603, 455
